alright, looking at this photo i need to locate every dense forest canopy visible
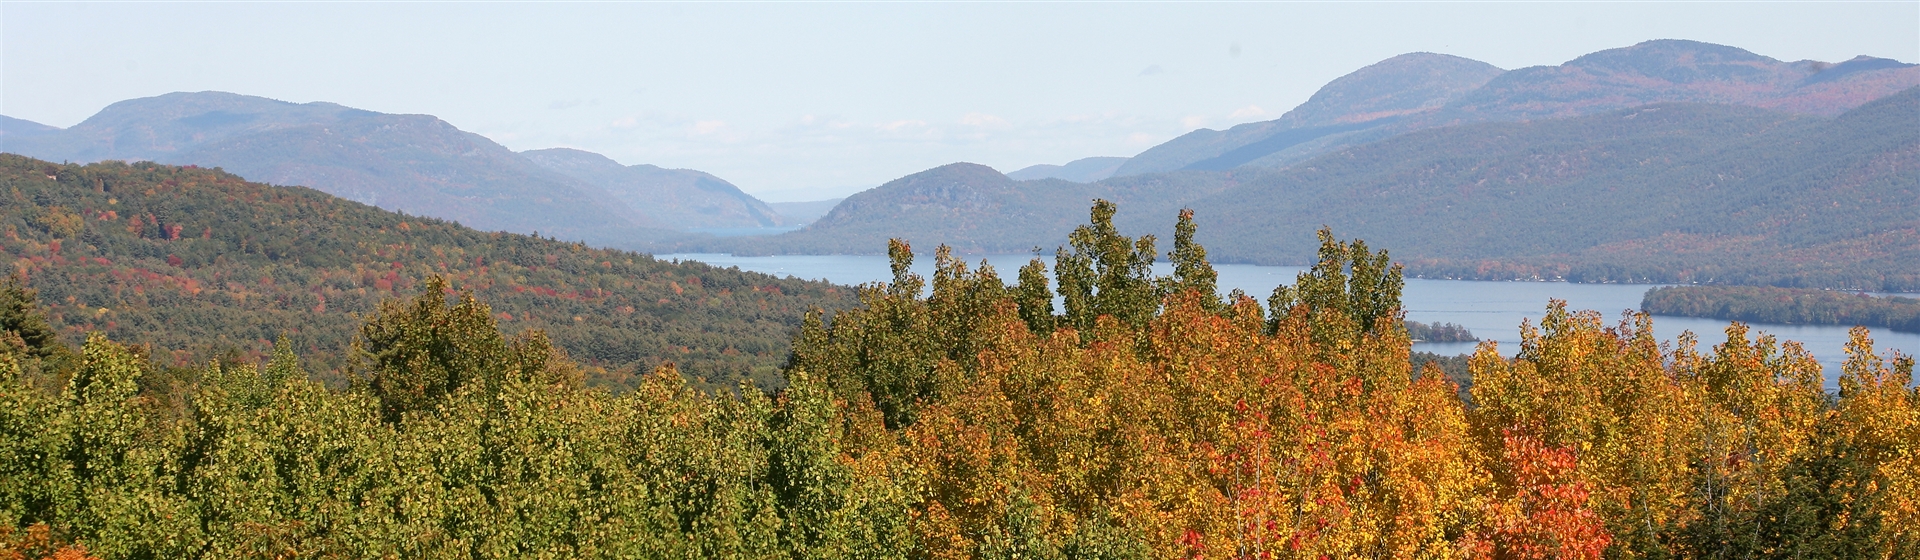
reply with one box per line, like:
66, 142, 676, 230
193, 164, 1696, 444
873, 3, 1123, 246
0, 198, 1913, 558
0, 154, 854, 391
1645, 285, 1920, 333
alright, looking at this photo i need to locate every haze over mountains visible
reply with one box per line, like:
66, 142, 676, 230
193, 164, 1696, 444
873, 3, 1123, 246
697, 40, 1918, 290
2, 39, 1914, 289
517, 148, 785, 230
1114, 40, 1919, 177
0, 92, 796, 248
1007, 156, 1129, 183
717, 162, 1253, 256
1113, 52, 1508, 176
1187, 91, 1920, 289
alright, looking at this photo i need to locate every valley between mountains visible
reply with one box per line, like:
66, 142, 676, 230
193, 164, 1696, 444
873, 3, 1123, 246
2, 32, 1918, 558
6, 39, 1912, 290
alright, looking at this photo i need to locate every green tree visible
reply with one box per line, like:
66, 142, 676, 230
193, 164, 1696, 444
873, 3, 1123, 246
1159, 208, 1223, 315
1055, 199, 1158, 334
353, 275, 572, 423
1267, 228, 1404, 343
1013, 258, 1055, 335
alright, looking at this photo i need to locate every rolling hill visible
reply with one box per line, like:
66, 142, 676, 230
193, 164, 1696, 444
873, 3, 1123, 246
0, 153, 855, 391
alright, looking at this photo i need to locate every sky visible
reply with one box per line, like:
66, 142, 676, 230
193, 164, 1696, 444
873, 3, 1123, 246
3, 2, 1917, 201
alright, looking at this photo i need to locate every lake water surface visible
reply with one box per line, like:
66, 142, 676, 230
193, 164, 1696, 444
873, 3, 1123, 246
660, 253, 1918, 391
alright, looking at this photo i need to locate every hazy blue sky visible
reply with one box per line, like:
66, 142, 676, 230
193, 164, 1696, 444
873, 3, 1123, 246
4, 2, 1916, 200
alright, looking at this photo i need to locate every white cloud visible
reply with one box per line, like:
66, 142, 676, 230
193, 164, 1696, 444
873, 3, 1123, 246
1230, 105, 1267, 119
1180, 115, 1209, 129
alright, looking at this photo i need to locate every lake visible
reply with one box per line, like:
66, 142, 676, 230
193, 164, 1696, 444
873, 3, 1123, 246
659, 253, 1919, 391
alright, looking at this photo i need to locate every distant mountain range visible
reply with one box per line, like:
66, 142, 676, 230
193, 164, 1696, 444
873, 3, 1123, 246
700, 162, 1252, 256
768, 199, 843, 224
0, 115, 59, 139
1113, 52, 1507, 176
1183, 90, 1919, 290
1007, 156, 1129, 183
0, 92, 788, 248
1113, 40, 1919, 177
5, 39, 1912, 289
698, 86, 1917, 289
518, 148, 784, 230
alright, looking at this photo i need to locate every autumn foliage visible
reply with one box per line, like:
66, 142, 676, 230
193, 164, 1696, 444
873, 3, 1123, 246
0, 200, 1912, 558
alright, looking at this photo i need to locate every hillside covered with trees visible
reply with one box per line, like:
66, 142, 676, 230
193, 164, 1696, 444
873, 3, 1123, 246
1116, 40, 1919, 177
1645, 286, 1920, 333
0, 154, 854, 391
0, 200, 1913, 558
710, 87, 1916, 291
701, 162, 1261, 256
0, 92, 801, 246
1189, 88, 1919, 290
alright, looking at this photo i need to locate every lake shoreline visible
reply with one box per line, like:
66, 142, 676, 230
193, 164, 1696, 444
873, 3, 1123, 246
659, 253, 1919, 391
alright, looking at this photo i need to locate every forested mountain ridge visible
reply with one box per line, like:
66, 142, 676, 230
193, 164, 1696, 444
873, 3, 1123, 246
0, 92, 673, 248
1114, 52, 1507, 176
1447, 41, 1919, 119
1007, 156, 1129, 183
0, 153, 854, 390
520, 148, 786, 230
0, 92, 360, 163
1123, 40, 1919, 176
0, 91, 789, 246
0, 116, 59, 140
705, 89, 1916, 290
691, 162, 1259, 255
1184, 87, 1920, 289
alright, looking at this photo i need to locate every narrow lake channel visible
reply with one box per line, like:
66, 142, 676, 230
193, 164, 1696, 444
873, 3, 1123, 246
660, 253, 1920, 391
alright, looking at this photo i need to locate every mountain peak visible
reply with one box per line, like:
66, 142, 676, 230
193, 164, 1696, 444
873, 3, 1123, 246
1276, 52, 1506, 127
1113, 51, 1504, 177
1449, 39, 1919, 119
911, 161, 1005, 180
1563, 39, 1780, 83
806, 162, 1015, 231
